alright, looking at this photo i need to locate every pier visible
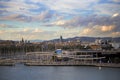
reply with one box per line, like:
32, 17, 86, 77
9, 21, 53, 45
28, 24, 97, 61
0, 50, 120, 68
24, 50, 120, 67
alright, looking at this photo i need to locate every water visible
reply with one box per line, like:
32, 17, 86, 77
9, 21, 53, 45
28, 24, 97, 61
0, 64, 120, 80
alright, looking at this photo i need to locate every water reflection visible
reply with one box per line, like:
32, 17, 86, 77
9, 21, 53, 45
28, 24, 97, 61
0, 64, 120, 80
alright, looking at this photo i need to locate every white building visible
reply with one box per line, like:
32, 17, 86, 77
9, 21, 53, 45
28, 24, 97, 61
111, 42, 120, 49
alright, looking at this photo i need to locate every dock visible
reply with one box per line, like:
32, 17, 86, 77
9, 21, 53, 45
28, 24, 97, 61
0, 59, 120, 68
0, 59, 15, 66
0, 50, 120, 68
24, 60, 120, 68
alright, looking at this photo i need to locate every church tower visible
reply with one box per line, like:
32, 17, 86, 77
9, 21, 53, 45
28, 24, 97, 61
60, 35, 63, 43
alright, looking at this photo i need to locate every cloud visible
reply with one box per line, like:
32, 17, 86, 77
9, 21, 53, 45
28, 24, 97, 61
33, 28, 43, 33
111, 0, 120, 2
29, 0, 99, 14
0, 24, 7, 28
0, 0, 39, 14
15, 28, 44, 34
27, 0, 119, 16
0, 14, 32, 22
93, 3, 120, 15
0, 30, 5, 34
51, 20, 66, 26
112, 13, 119, 17
0, 0, 120, 39
32, 10, 54, 22
0, 23, 17, 28
80, 25, 117, 37
0, 10, 8, 15
112, 32, 120, 37
46, 14, 120, 31
53, 25, 117, 38
82, 28, 92, 34
0, 10, 55, 22
1, 0, 120, 23
54, 28, 81, 38
101, 25, 115, 32
7, 28, 56, 40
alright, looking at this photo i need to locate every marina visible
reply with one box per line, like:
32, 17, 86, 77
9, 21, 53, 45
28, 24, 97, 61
0, 50, 120, 68
0, 35, 120, 67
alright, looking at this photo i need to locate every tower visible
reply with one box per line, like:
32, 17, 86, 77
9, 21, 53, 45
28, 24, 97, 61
21, 37, 24, 43
60, 35, 63, 43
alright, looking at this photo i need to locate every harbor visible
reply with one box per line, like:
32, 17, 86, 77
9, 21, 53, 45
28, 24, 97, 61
0, 50, 120, 68
1, 0, 120, 80
24, 49, 120, 68
0, 34, 120, 67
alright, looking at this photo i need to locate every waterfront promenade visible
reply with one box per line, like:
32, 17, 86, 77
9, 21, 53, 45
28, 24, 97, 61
0, 59, 120, 68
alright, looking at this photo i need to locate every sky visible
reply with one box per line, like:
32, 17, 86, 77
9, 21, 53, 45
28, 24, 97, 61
0, 0, 120, 40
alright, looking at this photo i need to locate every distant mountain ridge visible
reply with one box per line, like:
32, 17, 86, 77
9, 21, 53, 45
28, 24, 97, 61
30, 40, 43, 42
49, 36, 120, 43
0, 37, 120, 43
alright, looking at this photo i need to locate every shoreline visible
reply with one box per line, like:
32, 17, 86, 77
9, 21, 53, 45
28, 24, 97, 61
0, 59, 120, 68
0, 62, 120, 68
24, 62, 120, 68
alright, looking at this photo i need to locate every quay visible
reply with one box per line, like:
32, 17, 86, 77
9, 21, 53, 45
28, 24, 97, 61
0, 59, 15, 66
25, 61, 120, 68
24, 50, 120, 68
0, 59, 120, 68
0, 50, 120, 68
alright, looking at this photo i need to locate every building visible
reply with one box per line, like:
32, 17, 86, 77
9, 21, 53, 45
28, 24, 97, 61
110, 42, 120, 50
90, 45, 102, 50
60, 35, 63, 43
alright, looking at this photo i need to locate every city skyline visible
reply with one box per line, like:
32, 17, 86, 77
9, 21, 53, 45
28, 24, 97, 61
0, 0, 120, 40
